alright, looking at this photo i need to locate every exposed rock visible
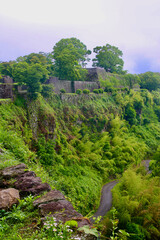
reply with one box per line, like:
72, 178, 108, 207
14, 173, 51, 196
17, 171, 36, 178
33, 190, 65, 207
47, 210, 91, 227
49, 209, 83, 223
39, 200, 74, 216
76, 218, 92, 228
0, 188, 20, 209
1, 163, 27, 179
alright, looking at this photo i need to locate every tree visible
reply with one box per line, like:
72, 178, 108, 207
16, 52, 55, 76
124, 74, 140, 89
12, 62, 49, 99
139, 72, 160, 91
0, 61, 15, 77
52, 38, 91, 81
92, 44, 124, 74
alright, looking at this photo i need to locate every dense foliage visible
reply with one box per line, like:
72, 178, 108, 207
0, 42, 160, 239
92, 44, 125, 74
52, 37, 91, 81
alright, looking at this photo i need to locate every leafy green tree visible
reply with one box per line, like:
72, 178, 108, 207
0, 61, 15, 77
124, 103, 137, 125
124, 74, 140, 89
16, 52, 55, 76
139, 72, 160, 91
52, 38, 91, 80
41, 84, 54, 98
12, 62, 49, 99
92, 44, 124, 74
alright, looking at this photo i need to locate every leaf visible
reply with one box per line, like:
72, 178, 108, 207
78, 225, 99, 237
119, 229, 130, 236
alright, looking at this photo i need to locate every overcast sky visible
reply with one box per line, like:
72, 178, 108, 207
0, 0, 160, 73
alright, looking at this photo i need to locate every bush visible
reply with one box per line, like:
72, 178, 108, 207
98, 88, 104, 93
93, 89, 99, 94
76, 89, 82, 95
83, 89, 90, 94
60, 88, 66, 93
104, 86, 117, 93
41, 84, 54, 98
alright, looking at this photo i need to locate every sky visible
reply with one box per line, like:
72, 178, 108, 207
0, 0, 160, 74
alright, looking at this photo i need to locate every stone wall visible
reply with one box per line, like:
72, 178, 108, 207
74, 81, 100, 92
0, 76, 13, 99
86, 68, 107, 81
0, 76, 13, 84
0, 68, 111, 98
46, 77, 100, 93
46, 77, 73, 93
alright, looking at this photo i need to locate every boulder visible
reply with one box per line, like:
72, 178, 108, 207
39, 200, 74, 216
50, 209, 83, 223
33, 190, 65, 207
76, 218, 92, 228
14, 172, 51, 196
0, 188, 20, 209
1, 163, 27, 179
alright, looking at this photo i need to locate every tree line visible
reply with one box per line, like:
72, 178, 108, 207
0, 37, 160, 99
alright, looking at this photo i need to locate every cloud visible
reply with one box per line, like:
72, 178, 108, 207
0, 0, 160, 73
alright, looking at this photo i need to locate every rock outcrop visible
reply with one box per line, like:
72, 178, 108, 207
14, 171, 51, 196
0, 164, 51, 195
0, 163, 27, 179
0, 164, 91, 229
0, 188, 20, 209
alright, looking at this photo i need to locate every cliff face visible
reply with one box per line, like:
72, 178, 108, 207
0, 89, 160, 218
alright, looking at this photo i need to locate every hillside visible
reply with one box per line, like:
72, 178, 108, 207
0, 87, 160, 239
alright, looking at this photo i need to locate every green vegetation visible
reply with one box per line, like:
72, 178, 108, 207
0, 86, 160, 239
60, 88, 66, 93
83, 89, 90, 94
0, 40, 160, 239
139, 72, 160, 91
76, 89, 82, 95
52, 37, 91, 81
12, 62, 49, 99
92, 44, 125, 74
111, 167, 160, 240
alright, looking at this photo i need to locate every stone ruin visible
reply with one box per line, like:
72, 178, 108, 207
0, 68, 107, 98
0, 76, 13, 99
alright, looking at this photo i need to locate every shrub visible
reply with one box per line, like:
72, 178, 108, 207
93, 89, 99, 94
76, 89, 82, 95
83, 89, 90, 94
104, 86, 116, 93
98, 88, 104, 93
41, 84, 54, 98
60, 88, 66, 93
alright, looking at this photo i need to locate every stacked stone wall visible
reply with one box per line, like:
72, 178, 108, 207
74, 81, 99, 92
86, 67, 107, 81
47, 77, 100, 93
0, 76, 13, 99
46, 77, 72, 93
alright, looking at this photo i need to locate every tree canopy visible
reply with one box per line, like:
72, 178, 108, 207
52, 37, 91, 80
12, 62, 49, 99
92, 44, 124, 74
139, 72, 160, 91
